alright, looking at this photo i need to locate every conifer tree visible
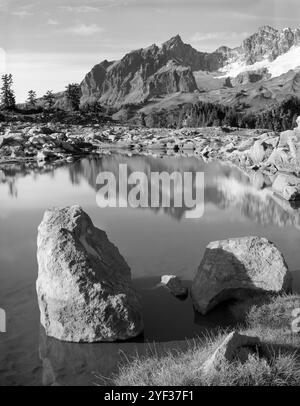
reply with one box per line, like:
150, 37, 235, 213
44, 90, 55, 109
65, 83, 81, 111
0, 74, 16, 109
26, 90, 37, 107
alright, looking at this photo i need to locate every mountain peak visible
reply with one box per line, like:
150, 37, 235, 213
162, 34, 184, 48
258, 25, 278, 33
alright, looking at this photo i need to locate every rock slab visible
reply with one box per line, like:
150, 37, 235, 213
191, 236, 292, 315
36, 205, 143, 342
202, 331, 261, 374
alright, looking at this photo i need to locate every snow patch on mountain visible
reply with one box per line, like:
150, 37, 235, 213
219, 45, 300, 79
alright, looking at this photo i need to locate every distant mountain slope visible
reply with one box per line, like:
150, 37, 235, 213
236, 26, 300, 64
79, 26, 300, 119
81, 35, 224, 107
221, 43, 300, 79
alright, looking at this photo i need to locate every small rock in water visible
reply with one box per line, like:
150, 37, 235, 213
36, 205, 143, 342
161, 275, 188, 298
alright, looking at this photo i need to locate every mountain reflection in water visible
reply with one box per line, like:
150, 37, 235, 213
66, 153, 300, 228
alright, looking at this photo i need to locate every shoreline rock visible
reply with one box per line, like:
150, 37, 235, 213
36, 205, 143, 342
191, 236, 292, 315
272, 173, 300, 201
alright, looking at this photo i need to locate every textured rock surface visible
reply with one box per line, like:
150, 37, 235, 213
80, 34, 224, 106
191, 236, 292, 315
160, 275, 188, 297
232, 69, 269, 86
36, 205, 143, 342
147, 61, 198, 98
241, 26, 300, 64
272, 173, 300, 201
202, 331, 261, 374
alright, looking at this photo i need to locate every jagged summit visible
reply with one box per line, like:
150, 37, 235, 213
81, 32, 225, 106
162, 34, 184, 48
258, 25, 278, 33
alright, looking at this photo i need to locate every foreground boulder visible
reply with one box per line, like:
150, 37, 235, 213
191, 236, 292, 315
202, 331, 261, 375
36, 205, 143, 342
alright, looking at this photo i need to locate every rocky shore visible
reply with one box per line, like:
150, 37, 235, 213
1, 120, 300, 203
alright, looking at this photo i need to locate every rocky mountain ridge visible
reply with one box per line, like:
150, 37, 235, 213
80, 25, 300, 112
81, 34, 224, 107
241, 25, 300, 64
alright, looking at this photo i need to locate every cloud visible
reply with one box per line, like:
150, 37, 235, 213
0, 0, 9, 8
190, 31, 250, 47
191, 31, 249, 42
57, 0, 136, 12
59, 5, 100, 13
47, 18, 59, 25
11, 10, 33, 18
64, 23, 104, 36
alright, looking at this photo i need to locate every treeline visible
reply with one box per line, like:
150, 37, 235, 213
1, 72, 300, 130
140, 97, 300, 131
0, 74, 111, 124
0, 73, 83, 111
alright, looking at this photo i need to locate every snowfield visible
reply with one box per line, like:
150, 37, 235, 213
219, 45, 300, 79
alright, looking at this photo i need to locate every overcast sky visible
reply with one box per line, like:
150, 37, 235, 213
1, 0, 300, 102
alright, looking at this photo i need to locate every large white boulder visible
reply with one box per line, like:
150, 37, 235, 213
272, 173, 300, 201
279, 126, 300, 166
248, 139, 267, 164
191, 236, 292, 315
290, 117, 300, 142
36, 205, 143, 342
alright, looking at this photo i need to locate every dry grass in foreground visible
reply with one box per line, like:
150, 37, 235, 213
112, 294, 300, 386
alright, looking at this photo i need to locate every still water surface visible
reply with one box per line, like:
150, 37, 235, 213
0, 153, 300, 385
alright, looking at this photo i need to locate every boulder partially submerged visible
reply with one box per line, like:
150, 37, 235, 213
160, 275, 188, 297
191, 236, 292, 315
36, 205, 143, 342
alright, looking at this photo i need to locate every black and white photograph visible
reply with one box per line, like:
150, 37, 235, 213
1, 0, 300, 391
